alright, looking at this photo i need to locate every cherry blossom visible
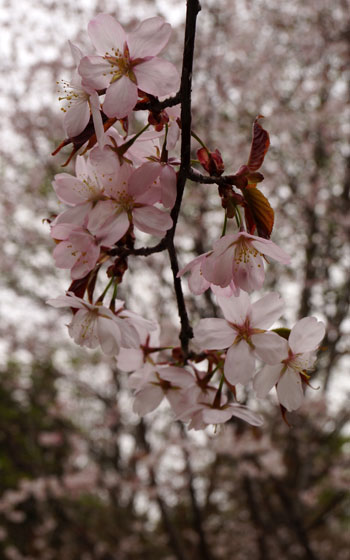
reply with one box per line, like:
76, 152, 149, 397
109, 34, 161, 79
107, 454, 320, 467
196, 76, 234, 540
52, 153, 118, 227
135, 160, 178, 208
187, 231, 290, 292
178, 252, 239, 296
51, 224, 101, 280
58, 42, 104, 145
87, 161, 172, 242
193, 292, 286, 385
253, 317, 326, 411
47, 292, 154, 355
79, 14, 180, 118
128, 364, 195, 416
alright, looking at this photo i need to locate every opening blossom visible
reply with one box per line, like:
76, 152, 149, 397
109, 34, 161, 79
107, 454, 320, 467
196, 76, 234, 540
79, 14, 180, 119
254, 317, 326, 411
194, 292, 286, 385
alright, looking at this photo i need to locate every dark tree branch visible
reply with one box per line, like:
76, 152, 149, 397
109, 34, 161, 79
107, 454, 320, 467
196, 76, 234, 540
164, 0, 201, 357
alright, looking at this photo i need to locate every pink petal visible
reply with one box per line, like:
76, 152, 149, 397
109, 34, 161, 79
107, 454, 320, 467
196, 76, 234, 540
212, 233, 239, 256
64, 100, 90, 138
87, 200, 115, 233
53, 241, 78, 269
177, 253, 208, 277
97, 316, 122, 355
46, 294, 85, 310
252, 332, 287, 364
253, 364, 282, 398
217, 292, 251, 325
117, 348, 144, 372
103, 77, 138, 118
289, 317, 326, 354
69, 41, 83, 66
127, 17, 171, 58
188, 263, 210, 295
53, 174, 92, 205
134, 58, 180, 96
202, 407, 235, 425
233, 246, 265, 292
250, 237, 291, 265
128, 162, 160, 198
193, 319, 236, 350
159, 366, 194, 388
79, 56, 111, 90
201, 247, 234, 287
88, 14, 126, 54
71, 244, 99, 279
68, 309, 99, 349
53, 203, 92, 228
250, 292, 284, 328
227, 404, 264, 426
160, 164, 177, 208
132, 206, 172, 236
97, 212, 130, 246
277, 367, 304, 411
224, 341, 256, 385
89, 91, 105, 149
133, 385, 164, 416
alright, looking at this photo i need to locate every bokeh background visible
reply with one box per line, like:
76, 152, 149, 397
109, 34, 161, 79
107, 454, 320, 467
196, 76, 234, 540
0, 0, 349, 558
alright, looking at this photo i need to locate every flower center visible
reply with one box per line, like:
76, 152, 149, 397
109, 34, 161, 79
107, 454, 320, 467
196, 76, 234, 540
233, 239, 260, 266
114, 189, 135, 213
282, 350, 310, 377
103, 44, 137, 84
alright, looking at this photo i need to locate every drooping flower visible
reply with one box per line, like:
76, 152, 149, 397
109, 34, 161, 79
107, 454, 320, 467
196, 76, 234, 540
193, 292, 286, 385
186, 231, 290, 293
79, 14, 180, 119
47, 292, 154, 355
178, 252, 239, 297
253, 317, 325, 411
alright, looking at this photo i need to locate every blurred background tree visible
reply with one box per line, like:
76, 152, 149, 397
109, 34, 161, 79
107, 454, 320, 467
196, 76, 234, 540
0, 0, 349, 558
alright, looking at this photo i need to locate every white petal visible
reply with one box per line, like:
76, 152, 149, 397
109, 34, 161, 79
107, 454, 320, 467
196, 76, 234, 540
134, 58, 180, 97
193, 319, 236, 350
133, 385, 163, 416
250, 292, 284, 329
201, 247, 234, 287
288, 317, 326, 354
277, 368, 304, 411
103, 77, 138, 119
253, 364, 283, 398
97, 316, 122, 355
227, 404, 264, 426
127, 17, 171, 57
88, 14, 126, 54
217, 292, 251, 325
133, 206, 172, 236
224, 341, 256, 385
252, 332, 288, 364
250, 236, 291, 264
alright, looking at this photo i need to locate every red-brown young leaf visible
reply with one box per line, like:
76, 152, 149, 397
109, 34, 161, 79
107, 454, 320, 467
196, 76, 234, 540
247, 115, 270, 172
242, 185, 274, 238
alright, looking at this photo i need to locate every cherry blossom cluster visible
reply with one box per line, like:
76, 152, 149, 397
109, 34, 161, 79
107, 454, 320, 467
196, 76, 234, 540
47, 11, 325, 431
